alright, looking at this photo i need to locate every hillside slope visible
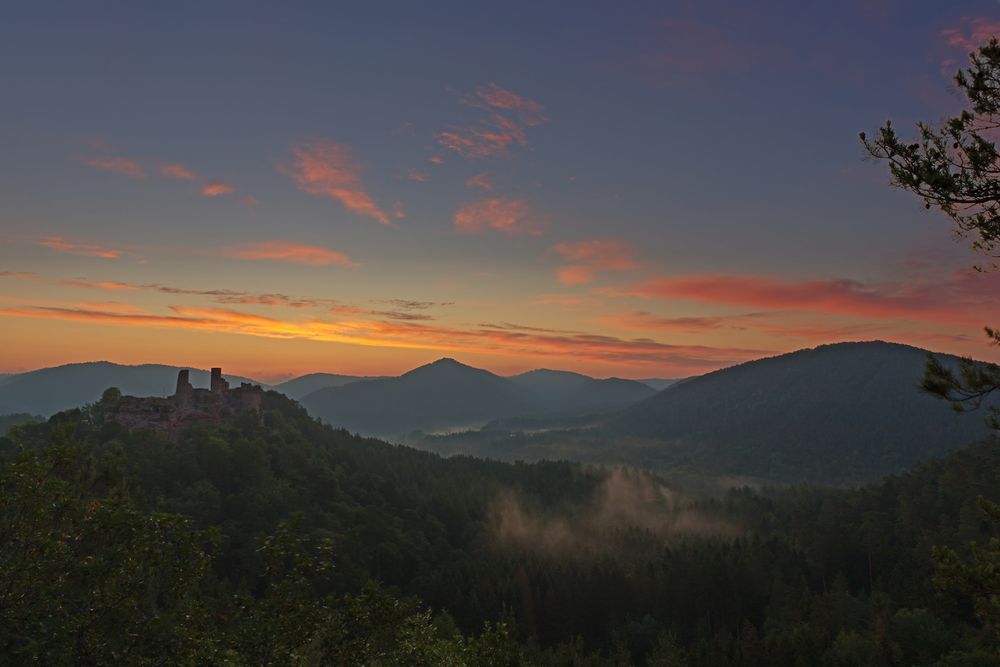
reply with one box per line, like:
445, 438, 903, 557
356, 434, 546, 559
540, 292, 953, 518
609, 341, 996, 483
301, 358, 533, 435
273, 372, 379, 400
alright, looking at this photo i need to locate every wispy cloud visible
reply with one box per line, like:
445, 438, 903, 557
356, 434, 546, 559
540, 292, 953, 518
407, 168, 429, 182
940, 17, 1000, 54
602, 310, 884, 343
0, 300, 768, 372
605, 271, 1000, 327
83, 156, 145, 178
39, 236, 123, 259
222, 241, 359, 267
437, 83, 548, 158
159, 163, 196, 180
283, 139, 392, 225
80, 143, 244, 199
553, 239, 638, 285
465, 172, 494, 190
201, 181, 235, 197
454, 197, 543, 235
470, 82, 548, 126
0, 271, 444, 320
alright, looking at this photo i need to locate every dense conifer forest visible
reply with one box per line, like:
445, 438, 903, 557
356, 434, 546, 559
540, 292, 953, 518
3, 390, 999, 665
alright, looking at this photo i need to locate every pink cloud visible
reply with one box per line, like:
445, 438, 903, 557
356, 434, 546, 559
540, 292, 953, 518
39, 236, 122, 259
940, 17, 1000, 53
437, 84, 547, 158
470, 82, 548, 126
453, 198, 543, 235
283, 139, 391, 226
407, 168, 429, 182
553, 239, 638, 285
160, 163, 196, 180
607, 271, 1000, 326
201, 181, 235, 197
465, 172, 494, 190
83, 156, 144, 179
436, 116, 527, 158
223, 241, 359, 267
557, 266, 595, 286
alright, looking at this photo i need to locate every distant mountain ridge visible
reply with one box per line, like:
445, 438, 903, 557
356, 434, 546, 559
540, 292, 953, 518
0, 359, 666, 427
508, 369, 655, 413
0, 362, 262, 417
273, 373, 382, 400
299, 359, 660, 436
301, 358, 533, 435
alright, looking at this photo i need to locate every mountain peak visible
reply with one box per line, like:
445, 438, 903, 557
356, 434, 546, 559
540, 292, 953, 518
430, 357, 463, 366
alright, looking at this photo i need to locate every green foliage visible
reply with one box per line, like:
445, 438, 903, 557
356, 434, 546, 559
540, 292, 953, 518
0, 430, 215, 664
6, 392, 1000, 664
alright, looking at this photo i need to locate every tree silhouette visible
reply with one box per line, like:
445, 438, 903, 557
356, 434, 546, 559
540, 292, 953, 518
862, 39, 1000, 427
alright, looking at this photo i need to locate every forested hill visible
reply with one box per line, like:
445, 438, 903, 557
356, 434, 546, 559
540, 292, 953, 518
301, 358, 536, 435
301, 358, 660, 437
3, 389, 1000, 664
607, 341, 996, 484
0, 361, 261, 416
272, 372, 382, 400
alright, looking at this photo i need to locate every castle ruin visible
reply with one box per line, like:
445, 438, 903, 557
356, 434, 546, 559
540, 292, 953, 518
109, 367, 263, 436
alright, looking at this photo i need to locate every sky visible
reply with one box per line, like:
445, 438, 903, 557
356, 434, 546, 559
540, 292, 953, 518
2, 0, 1000, 382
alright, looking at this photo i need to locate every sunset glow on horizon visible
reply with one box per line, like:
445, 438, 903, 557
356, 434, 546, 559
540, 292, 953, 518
3, 2, 1000, 382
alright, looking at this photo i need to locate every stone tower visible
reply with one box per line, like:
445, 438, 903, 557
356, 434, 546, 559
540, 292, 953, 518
210, 367, 229, 394
175, 369, 194, 407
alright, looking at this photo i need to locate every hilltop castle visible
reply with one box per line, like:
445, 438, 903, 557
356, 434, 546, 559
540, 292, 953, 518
110, 367, 263, 436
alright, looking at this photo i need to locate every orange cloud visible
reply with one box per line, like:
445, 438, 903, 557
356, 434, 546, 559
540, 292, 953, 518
160, 163, 196, 180
453, 198, 542, 235
436, 117, 527, 158
601, 310, 886, 343
223, 241, 359, 267
471, 82, 547, 126
557, 266, 595, 286
532, 293, 589, 310
553, 239, 638, 285
59, 279, 138, 291
283, 139, 391, 225
201, 181, 235, 197
0, 301, 768, 372
608, 272, 1000, 326
407, 168, 429, 182
465, 172, 494, 190
83, 156, 144, 178
39, 237, 122, 259
437, 84, 548, 158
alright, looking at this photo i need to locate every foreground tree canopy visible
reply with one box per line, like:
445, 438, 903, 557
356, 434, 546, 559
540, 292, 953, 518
2, 389, 1000, 665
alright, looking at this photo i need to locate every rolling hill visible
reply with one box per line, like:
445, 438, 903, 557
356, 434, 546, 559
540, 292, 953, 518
301, 358, 533, 436
272, 372, 380, 400
301, 360, 664, 437
607, 341, 997, 483
0, 362, 263, 416
508, 369, 656, 413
